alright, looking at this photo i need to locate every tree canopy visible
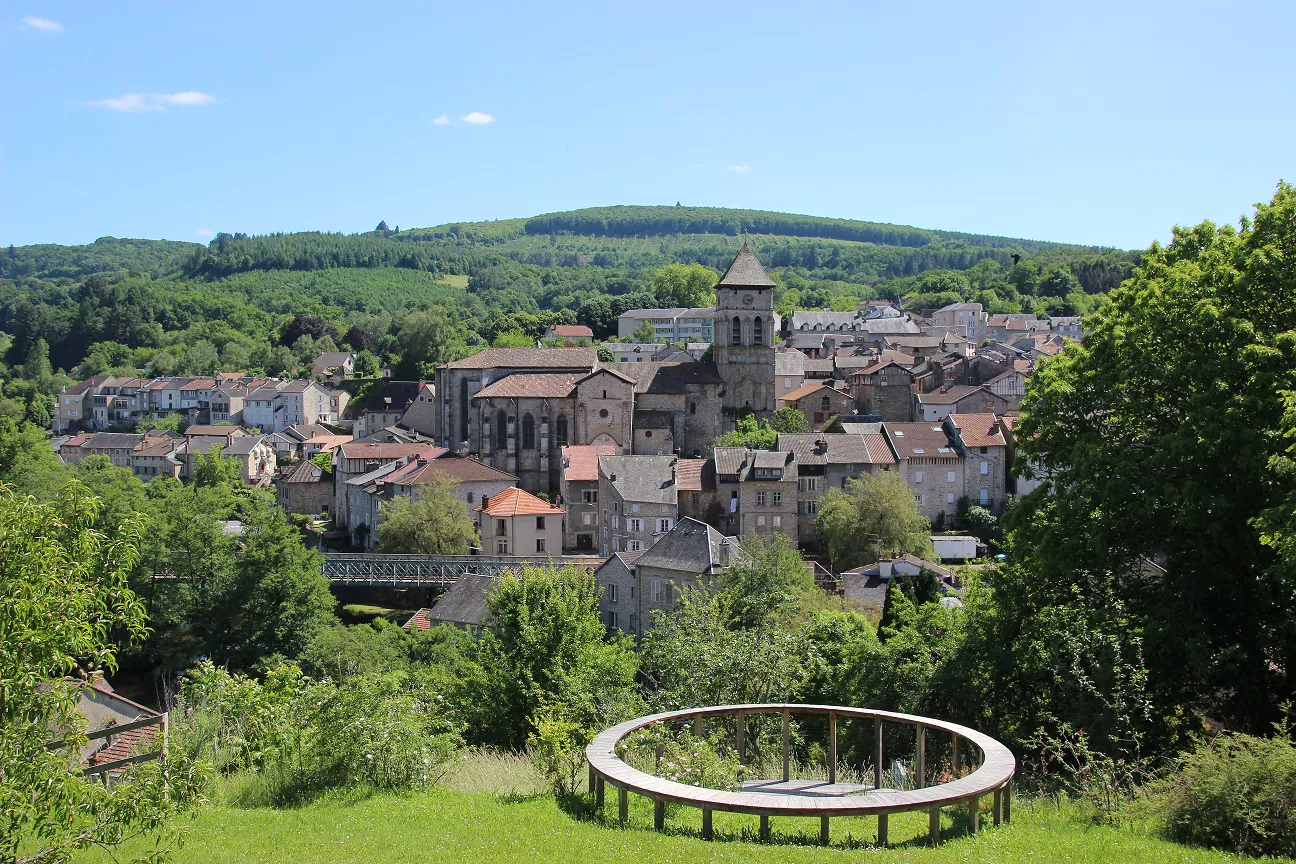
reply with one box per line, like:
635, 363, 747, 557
815, 473, 934, 571
376, 476, 478, 555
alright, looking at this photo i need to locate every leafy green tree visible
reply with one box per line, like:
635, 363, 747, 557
712, 414, 777, 451
396, 307, 465, 378
491, 330, 534, 348
193, 447, 241, 488
375, 476, 477, 555
137, 412, 182, 434
651, 262, 717, 308
20, 337, 53, 387
1007, 182, 1296, 740
1038, 265, 1081, 298
309, 451, 333, 472
0, 417, 68, 499
815, 473, 933, 572
630, 320, 656, 343
474, 565, 638, 749
0, 484, 205, 864
596, 345, 615, 363
352, 349, 381, 377
770, 406, 810, 433
715, 533, 815, 630
184, 339, 219, 374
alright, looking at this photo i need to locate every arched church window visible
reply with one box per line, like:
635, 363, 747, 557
522, 412, 535, 450
496, 410, 508, 448
459, 379, 469, 442
732, 316, 742, 346
555, 414, 568, 446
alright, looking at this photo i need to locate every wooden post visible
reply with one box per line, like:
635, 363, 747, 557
877, 813, 888, 847
828, 712, 837, 785
759, 813, 770, 841
782, 708, 790, 783
736, 710, 745, 764
929, 807, 941, 844
993, 787, 1002, 826
951, 734, 961, 776
968, 796, 980, 833
874, 719, 884, 789
618, 787, 628, 826
161, 712, 169, 760
693, 715, 702, 737
595, 776, 605, 808
916, 725, 926, 789
702, 808, 713, 840
1004, 779, 1012, 823
588, 764, 596, 796
654, 799, 665, 830
819, 815, 830, 845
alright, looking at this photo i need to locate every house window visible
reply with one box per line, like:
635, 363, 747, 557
496, 519, 507, 536
947, 471, 956, 482
583, 490, 598, 504
915, 471, 924, 483
732, 316, 742, 345
628, 518, 641, 532
772, 515, 782, 528
947, 492, 955, 504
689, 402, 696, 415
980, 446, 988, 454
773, 492, 782, 506
599, 408, 609, 419
631, 503, 640, 513
756, 492, 766, 506
582, 512, 594, 525
757, 515, 766, 527
522, 413, 535, 449
497, 540, 509, 554
980, 461, 990, 475
607, 610, 618, 629
754, 316, 764, 345
821, 396, 831, 412
628, 540, 643, 552
979, 488, 990, 505
651, 579, 662, 602
657, 518, 672, 532
536, 538, 546, 553
804, 500, 819, 515
556, 414, 568, 446
803, 477, 818, 491
536, 516, 546, 530
608, 583, 618, 603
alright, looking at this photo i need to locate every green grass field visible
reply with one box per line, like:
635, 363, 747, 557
438, 273, 469, 289
81, 751, 1266, 864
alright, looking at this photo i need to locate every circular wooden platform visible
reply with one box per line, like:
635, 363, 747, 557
586, 703, 1016, 844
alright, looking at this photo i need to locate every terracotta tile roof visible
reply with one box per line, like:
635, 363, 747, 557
860, 432, 897, 463
603, 361, 723, 393
777, 381, 849, 404
184, 424, 243, 438
563, 445, 617, 483
884, 422, 957, 459
548, 324, 594, 338
674, 458, 715, 492
473, 372, 585, 399
446, 347, 597, 370
716, 245, 776, 287
403, 608, 435, 631
475, 486, 565, 516
948, 413, 1007, 448
180, 378, 215, 391
388, 455, 516, 485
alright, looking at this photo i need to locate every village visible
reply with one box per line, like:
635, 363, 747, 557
48, 247, 1079, 636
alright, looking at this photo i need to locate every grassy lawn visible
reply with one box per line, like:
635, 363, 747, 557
438, 273, 470, 289
336, 603, 416, 625
83, 787, 1265, 864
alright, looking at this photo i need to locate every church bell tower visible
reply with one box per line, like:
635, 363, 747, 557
713, 244, 776, 417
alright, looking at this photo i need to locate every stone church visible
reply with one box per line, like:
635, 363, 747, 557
432, 246, 778, 494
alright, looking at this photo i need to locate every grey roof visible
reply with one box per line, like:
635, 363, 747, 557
279, 461, 329, 483
599, 455, 678, 505
224, 435, 267, 456
446, 347, 597, 371
716, 245, 776, 288
712, 447, 796, 480
837, 421, 885, 435
937, 302, 984, 312
791, 311, 860, 330
617, 307, 690, 320
604, 361, 723, 393
864, 318, 922, 335
777, 433, 875, 466
752, 450, 790, 470
788, 332, 828, 349
713, 447, 747, 477
84, 433, 146, 450
427, 574, 495, 627
803, 358, 835, 374
634, 409, 674, 429
916, 385, 986, 405
632, 517, 739, 575
775, 351, 805, 375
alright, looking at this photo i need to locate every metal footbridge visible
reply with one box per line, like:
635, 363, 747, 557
322, 553, 605, 586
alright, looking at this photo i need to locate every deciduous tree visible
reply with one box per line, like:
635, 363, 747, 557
815, 473, 933, 572
375, 476, 477, 555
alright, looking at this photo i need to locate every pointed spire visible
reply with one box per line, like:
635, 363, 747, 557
717, 244, 775, 287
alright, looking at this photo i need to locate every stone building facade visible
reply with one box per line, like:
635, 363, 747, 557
598, 454, 679, 555
713, 245, 777, 416
945, 413, 1009, 513
852, 360, 916, 421
712, 447, 799, 542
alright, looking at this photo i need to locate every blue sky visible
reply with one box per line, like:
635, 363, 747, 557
2, 1, 1292, 249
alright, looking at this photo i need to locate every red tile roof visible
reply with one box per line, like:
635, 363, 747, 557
948, 413, 1007, 448
777, 381, 850, 404
475, 486, 565, 517
403, 608, 435, 631
388, 455, 516, 485
473, 372, 585, 399
562, 445, 617, 483
859, 433, 897, 464
674, 458, 716, 491
548, 324, 594, 338
446, 347, 597, 370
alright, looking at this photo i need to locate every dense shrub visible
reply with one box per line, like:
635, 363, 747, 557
1145, 730, 1296, 857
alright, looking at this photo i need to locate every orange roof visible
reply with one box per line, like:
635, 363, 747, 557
949, 413, 1007, 447
548, 324, 593, 338
563, 445, 617, 482
777, 381, 850, 404
475, 486, 565, 517
675, 458, 715, 492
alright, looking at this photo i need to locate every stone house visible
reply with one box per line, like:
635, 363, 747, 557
712, 447, 798, 542
883, 421, 966, 527
130, 437, 184, 481
351, 381, 425, 439
930, 302, 986, 342
915, 385, 1008, 421
775, 349, 806, 403
594, 517, 741, 637
274, 460, 334, 517
384, 453, 517, 515
944, 413, 1008, 513
559, 444, 617, 552
313, 351, 355, 379
777, 381, 855, 430
54, 375, 111, 432
775, 433, 897, 542
675, 457, 719, 526
985, 368, 1028, 410
475, 487, 566, 557
598, 454, 678, 555
333, 441, 444, 528
851, 360, 915, 422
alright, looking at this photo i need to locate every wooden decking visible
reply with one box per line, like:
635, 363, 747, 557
586, 703, 1015, 844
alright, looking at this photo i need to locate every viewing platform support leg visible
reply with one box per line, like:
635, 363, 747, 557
702, 808, 713, 840
828, 712, 837, 785
874, 720, 884, 789
618, 787, 628, 826
588, 764, 596, 796
782, 709, 790, 783
877, 813, 888, 847
654, 799, 665, 830
993, 787, 1003, 826
1004, 780, 1012, 823
929, 807, 941, 844
759, 814, 770, 841
968, 795, 981, 833
820, 815, 830, 846
916, 726, 926, 789
736, 710, 745, 764
595, 776, 605, 809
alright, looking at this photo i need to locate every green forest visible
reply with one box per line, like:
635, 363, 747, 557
0, 205, 1137, 421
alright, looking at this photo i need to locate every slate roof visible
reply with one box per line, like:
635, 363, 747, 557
712, 447, 747, 477
631, 517, 739, 575
224, 435, 267, 456
280, 461, 329, 484
803, 358, 835, 375
84, 433, 147, 450
473, 372, 584, 399
599, 455, 678, 505
887, 335, 944, 349
674, 458, 715, 492
712, 447, 796, 480
777, 433, 894, 466
313, 351, 353, 371
864, 318, 922, 335
603, 361, 723, 393
563, 445, 618, 483
446, 347, 598, 370
884, 423, 959, 459
716, 245, 776, 287
634, 409, 674, 429
837, 420, 885, 435
915, 385, 985, 405
476, 486, 565, 516
775, 350, 805, 375
424, 574, 495, 628
752, 450, 791, 470
791, 311, 860, 330
947, 413, 1007, 448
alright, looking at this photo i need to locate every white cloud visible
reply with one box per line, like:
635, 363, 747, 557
431, 114, 453, 125
88, 91, 216, 113
195, 228, 214, 238
727, 164, 753, 174
21, 16, 63, 32
460, 111, 494, 125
